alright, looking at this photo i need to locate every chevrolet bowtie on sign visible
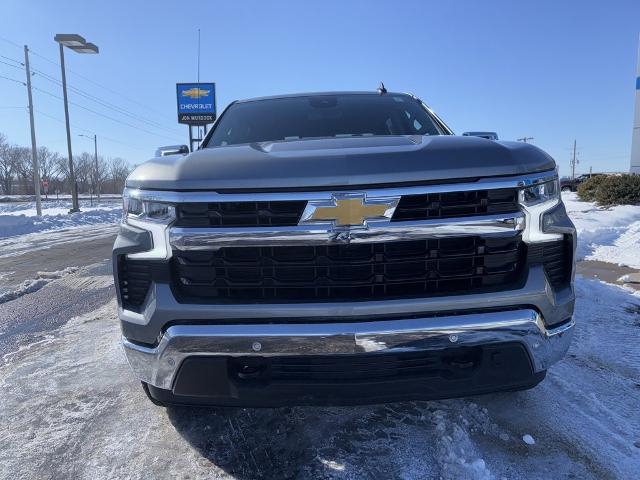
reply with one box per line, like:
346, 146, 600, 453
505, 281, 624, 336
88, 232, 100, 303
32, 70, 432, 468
176, 83, 216, 125
300, 193, 399, 228
181, 87, 211, 99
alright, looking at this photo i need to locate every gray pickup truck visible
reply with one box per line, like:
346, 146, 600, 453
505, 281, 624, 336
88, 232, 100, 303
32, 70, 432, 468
114, 91, 576, 407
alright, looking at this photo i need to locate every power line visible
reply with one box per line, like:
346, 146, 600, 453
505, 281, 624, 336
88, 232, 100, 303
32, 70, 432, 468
0, 74, 25, 85
0, 35, 22, 49
30, 67, 183, 135
2, 34, 179, 125
33, 108, 150, 152
28, 47, 175, 121
0, 54, 23, 65
34, 107, 96, 135
31, 85, 183, 142
1, 35, 185, 143
0, 59, 25, 71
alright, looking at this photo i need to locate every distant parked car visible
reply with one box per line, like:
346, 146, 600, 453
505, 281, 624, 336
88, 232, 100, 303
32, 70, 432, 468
560, 173, 605, 192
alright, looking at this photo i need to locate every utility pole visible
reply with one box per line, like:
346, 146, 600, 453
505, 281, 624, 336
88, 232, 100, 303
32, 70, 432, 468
517, 136, 534, 143
24, 45, 42, 216
570, 139, 579, 180
93, 134, 99, 201
197, 28, 205, 140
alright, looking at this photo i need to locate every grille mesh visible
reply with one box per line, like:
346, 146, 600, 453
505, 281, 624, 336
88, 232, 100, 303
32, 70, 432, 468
392, 188, 520, 222
175, 201, 307, 227
172, 188, 521, 228
172, 235, 524, 303
527, 237, 573, 288
262, 347, 483, 382
118, 257, 151, 310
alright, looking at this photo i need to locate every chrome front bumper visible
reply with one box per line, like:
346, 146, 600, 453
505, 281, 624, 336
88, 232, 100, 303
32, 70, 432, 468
122, 309, 574, 390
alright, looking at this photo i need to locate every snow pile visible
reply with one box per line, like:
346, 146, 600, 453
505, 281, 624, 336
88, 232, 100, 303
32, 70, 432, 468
0, 267, 78, 304
563, 192, 640, 268
432, 408, 494, 480
0, 200, 122, 239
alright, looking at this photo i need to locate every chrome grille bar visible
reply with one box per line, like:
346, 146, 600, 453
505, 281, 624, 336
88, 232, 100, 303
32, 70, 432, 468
170, 213, 525, 249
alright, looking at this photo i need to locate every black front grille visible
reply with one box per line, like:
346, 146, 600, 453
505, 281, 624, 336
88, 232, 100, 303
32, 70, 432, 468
117, 257, 151, 310
528, 236, 573, 288
174, 201, 307, 227
172, 235, 524, 303
266, 347, 482, 382
392, 188, 520, 222
222, 347, 482, 384
173, 188, 519, 228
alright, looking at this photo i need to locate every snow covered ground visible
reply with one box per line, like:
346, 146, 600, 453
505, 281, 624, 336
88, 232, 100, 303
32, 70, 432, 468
564, 192, 640, 269
0, 199, 122, 239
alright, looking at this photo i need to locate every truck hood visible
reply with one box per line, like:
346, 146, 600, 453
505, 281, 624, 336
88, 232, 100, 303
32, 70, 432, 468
126, 135, 556, 191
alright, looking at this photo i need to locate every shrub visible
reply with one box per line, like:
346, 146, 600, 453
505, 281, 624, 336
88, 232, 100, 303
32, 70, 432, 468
577, 174, 640, 205
576, 174, 608, 202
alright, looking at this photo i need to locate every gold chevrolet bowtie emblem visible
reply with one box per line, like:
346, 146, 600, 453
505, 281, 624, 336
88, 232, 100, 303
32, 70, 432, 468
181, 88, 210, 99
301, 194, 399, 227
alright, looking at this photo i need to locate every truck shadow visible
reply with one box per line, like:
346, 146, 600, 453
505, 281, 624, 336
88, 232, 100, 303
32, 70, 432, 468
166, 405, 321, 479
166, 401, 436, 479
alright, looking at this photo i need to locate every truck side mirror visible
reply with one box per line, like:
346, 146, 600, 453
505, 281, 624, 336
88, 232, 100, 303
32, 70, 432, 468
462, 132, 499, 140
155, 145, 190, 157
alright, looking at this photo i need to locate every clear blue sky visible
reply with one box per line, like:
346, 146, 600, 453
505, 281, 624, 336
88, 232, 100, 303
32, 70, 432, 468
1, 0, 638, 176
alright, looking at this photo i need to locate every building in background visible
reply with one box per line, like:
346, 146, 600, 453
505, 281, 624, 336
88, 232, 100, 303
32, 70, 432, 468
631, 35, 640, 174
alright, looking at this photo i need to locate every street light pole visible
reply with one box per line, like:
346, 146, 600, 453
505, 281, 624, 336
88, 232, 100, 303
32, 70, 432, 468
54, 34, 99, 214
79, 133, 99, 202
58, 42, 79, 213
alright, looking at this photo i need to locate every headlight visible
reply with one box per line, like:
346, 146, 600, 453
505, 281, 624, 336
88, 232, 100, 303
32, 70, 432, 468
518, 174, 562, 243
520, 178, 559, 207
122, 189, 175, 260
123, 193, 175, 224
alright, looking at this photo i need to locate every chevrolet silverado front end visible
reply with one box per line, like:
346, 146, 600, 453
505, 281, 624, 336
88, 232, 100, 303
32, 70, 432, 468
113, 91, 575, 406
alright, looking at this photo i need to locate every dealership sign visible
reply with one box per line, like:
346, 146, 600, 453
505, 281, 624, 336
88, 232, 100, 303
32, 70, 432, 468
176, 83, 216, 125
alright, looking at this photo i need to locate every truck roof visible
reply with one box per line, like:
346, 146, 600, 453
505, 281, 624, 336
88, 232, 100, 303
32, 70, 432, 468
235, 91, 412, 103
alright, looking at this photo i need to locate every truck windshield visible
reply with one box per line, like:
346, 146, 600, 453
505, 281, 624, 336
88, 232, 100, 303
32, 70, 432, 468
206, 93, 445, 147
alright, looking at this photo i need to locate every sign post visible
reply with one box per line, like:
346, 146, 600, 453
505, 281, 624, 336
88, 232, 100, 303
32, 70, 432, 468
176, 83, 216, 152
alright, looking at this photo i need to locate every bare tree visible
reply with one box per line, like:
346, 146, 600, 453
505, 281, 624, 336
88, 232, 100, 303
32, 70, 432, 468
108, 157, 130, 193
37, 146, 61, 184
0, 133, 13, 195
11, 146, 33, 194
89, 155, 109, 198
0, 132, 131, 196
